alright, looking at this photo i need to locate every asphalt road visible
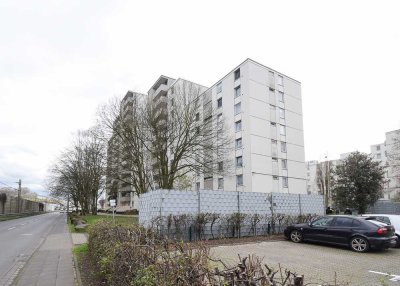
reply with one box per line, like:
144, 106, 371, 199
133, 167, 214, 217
0, 212, 65, 285
211, 240, 400, 286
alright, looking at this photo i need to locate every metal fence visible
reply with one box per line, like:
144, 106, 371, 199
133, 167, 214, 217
139, 189, 325, 241
148, 212, 321, 242
367, 199, 400, 214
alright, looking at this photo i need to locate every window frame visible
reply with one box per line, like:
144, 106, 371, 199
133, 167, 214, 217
235, 120, 242, 132
234, 69, 240, 80
216, 82, 222, 93
234, 85, 241, 97
234, 102, 241, 115
236, 174, 243, 186
217, 98, 222, 108
236, 156, 243, 167
281, 142, 287, 153
235, 138, 242, 149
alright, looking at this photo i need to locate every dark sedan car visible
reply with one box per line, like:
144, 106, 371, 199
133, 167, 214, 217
284, 215, 397, 252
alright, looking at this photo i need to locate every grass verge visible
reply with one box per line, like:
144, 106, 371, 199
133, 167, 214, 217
68, 214, 138, 233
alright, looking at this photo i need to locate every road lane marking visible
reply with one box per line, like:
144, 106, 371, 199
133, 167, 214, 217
369, 270, 400, 282
7, 227, 16, 230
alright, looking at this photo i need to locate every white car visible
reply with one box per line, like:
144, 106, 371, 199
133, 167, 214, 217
361, 214, 400, 247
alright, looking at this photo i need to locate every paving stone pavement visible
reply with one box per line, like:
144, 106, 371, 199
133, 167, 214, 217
13, 216, 76, 286
211, 240, 400, 286
71, 233, 88, 246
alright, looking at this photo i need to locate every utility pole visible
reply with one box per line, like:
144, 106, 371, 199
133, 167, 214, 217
67, 193, 70, 215
17, 179, 21, 213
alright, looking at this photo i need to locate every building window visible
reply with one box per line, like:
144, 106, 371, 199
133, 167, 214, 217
278, 91, 284, 102
217, 114, 222, 129
218, 178, 224, 189
273, 175, 279, 180
281, 142, 287, 153
234, 68, 240, 80
277, 75, 283, 86
217, 98, 222, 108
236, 156, 243, 167
218, 161, 223, 172
235, 120, 242, 132
234, 102, 241, 115
196, 126, 200, 134
236, 175, 243, 186
282, 159, 287, 170
377, 153, 381, 159
217, 82, 222, 93
196, 182, 200, 191
280, 125, 286, 135
377, 145, 381, 151
196, 113, 200, 121
236, 138, 242, 149
279, 108, 285, 119
234, 85, 241, 97
282, 177, 288, 188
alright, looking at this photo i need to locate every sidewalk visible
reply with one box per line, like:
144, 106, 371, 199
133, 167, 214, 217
13, 216, 76, 286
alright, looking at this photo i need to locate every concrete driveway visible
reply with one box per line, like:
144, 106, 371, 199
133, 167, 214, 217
211, 240, 400, 286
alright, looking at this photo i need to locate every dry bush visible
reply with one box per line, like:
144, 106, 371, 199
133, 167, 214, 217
88, 221, 346, 286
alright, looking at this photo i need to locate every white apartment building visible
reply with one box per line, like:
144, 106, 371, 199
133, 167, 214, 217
194, 59, 307, 194
306, 159, 341, 202
371, 129, 400, 200
106, 59, 308, 210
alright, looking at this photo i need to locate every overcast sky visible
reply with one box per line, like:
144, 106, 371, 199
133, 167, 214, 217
1, 0, 400, 195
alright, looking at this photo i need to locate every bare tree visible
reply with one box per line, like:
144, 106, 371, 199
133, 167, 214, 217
141, 80, 233, 189
316, 160, 335, 208
98, 80, 233, 194
47, 128, 106, 215
97, 93, 154, 198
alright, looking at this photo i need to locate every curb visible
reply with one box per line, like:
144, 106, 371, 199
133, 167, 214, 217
71, 249, 83, 286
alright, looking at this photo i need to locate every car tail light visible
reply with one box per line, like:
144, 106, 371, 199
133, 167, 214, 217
377, 227, 388, 235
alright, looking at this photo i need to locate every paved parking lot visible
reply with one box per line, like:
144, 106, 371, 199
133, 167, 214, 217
211, 240, 400, 286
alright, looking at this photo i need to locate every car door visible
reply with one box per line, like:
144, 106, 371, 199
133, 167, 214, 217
325, 217, 354, 245
303, 216, 335, 242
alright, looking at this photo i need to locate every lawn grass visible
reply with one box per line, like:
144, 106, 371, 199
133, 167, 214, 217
73, 243, 89, 255
68, 213, 138, 233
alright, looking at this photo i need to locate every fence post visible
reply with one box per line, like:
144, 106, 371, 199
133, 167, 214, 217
237, 191, 241, 238
298, 194, 302, 216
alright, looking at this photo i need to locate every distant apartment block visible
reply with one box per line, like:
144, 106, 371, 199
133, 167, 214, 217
106, 59, 308, 210
306, 159, 340, 198
371, 129, 400, 200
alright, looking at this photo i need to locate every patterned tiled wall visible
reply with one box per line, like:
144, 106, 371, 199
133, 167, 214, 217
139, 189, 324, 226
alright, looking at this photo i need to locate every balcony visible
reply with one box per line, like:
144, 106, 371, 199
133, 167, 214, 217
153, 84, 169, 102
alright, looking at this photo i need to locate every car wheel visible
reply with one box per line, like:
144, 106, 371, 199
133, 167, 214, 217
350, 236, 369, 252
290, 230, 303, 243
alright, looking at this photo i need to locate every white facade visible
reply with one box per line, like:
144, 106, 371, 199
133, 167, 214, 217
193, 59, 307, 194
371, 129, 400, 200
106, 59, 308, 208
